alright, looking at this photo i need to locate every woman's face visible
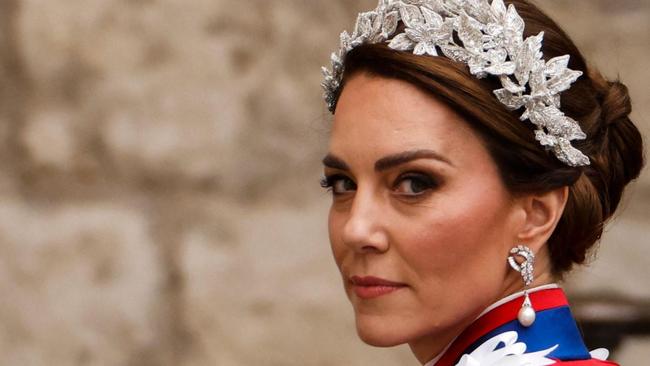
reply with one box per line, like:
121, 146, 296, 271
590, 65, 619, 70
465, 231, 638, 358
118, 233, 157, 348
323, 73, 526, 358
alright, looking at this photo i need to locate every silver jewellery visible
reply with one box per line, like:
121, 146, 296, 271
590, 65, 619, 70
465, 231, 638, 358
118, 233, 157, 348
321, 0, 590, 167
508, 245, 536, 327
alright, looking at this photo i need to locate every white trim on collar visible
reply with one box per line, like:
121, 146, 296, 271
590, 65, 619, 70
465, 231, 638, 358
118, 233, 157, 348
476, 284, 560, 320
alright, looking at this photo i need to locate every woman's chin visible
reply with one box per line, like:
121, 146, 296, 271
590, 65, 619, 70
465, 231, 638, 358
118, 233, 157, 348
355, 317, 409, 347
357, 330, 403, 347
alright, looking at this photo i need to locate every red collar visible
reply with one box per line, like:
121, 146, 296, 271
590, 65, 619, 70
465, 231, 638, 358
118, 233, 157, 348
434, 288, 569, 366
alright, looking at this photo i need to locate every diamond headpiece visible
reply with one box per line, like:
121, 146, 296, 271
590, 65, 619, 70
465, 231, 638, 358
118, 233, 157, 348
321, 0, 590, 167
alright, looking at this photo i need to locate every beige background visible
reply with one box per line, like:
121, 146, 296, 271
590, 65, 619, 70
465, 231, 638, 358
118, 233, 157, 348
0, 0, 648, 365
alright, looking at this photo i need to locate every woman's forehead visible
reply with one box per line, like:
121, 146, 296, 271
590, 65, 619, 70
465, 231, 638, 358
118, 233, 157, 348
329, 74, 485, 163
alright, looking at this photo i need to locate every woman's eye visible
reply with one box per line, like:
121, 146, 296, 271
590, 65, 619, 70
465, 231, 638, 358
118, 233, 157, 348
320, 175, 357, 195
394, 174, 438, 195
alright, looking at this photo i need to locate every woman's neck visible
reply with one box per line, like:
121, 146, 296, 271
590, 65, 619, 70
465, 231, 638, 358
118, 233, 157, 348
417, 282, 560, 366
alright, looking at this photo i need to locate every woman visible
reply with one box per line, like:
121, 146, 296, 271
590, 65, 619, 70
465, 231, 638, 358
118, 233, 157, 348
319, 1, 644, 365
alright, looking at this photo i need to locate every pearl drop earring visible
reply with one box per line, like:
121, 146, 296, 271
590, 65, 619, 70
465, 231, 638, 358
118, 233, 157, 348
508, 245, 536, 327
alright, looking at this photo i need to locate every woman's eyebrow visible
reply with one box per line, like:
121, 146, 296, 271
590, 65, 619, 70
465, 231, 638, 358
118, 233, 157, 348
322, 154, 350, 171
375, 149, 453, 171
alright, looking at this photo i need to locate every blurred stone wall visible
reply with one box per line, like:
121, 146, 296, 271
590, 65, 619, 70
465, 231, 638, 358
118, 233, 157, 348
0, 0, 647, 365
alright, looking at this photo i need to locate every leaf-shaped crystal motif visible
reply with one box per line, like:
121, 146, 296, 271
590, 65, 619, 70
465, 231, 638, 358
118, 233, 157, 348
382, 11, 399, 37
388, 33, 416, 51
458, 13, 484, 53
321, 0, 590, 167
399, 4, 425, 28
421, 6, 444, 27
491, 0, 507, 19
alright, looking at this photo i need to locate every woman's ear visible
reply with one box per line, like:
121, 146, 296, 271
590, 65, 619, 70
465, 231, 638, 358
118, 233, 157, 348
515, 186, 569, 251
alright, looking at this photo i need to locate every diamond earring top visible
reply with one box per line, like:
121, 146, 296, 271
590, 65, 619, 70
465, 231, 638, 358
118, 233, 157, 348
322, 0, 590, 167
508, 245, 536, 327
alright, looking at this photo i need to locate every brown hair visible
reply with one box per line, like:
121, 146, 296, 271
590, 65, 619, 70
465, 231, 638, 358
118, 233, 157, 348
332, 0, 644, 275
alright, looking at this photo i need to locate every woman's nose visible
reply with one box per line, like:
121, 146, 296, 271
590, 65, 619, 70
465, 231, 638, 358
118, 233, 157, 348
341, 190, 389, 254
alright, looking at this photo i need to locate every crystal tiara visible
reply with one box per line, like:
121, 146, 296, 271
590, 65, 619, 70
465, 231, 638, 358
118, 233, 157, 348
321, 0, 590, 167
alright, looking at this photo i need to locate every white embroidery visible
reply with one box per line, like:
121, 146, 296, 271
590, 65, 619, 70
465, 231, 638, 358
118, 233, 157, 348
589, 348, 610, 361
454, 331, 558, 366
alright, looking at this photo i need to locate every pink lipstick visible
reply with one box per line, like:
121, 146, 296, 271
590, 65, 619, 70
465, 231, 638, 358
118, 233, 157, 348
350, 276, 406, 299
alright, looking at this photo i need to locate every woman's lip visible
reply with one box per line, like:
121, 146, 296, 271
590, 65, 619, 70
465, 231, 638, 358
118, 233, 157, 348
349, 275, 406, 287
349, 276, 407, 299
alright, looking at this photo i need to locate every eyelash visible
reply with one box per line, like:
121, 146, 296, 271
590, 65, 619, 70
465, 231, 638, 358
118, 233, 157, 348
319, 176, 333, 190
320, 174, 355, 195
320, 171, 440, 196
393, 172, 439, 196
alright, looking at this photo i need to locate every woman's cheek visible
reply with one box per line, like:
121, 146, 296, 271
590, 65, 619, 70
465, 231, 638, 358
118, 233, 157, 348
328, 211, 348, 267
